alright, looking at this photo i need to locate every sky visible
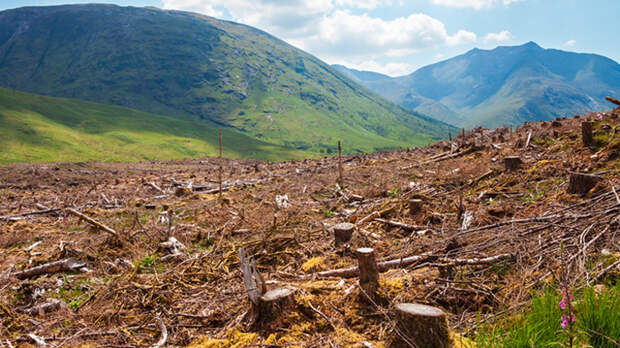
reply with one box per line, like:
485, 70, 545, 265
1, 0, 618, 77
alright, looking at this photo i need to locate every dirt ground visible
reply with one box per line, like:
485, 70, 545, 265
1, 109, 619, 347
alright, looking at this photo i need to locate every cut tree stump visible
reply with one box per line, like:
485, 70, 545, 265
408, 199, 423, 215
567, 172, 600, 195
257, 287, 297, 324
582, 121, 593, 147
504, 156, 521, 172
238, 247, 297, 328
390, 303, 452, 348
356, 248, 379, 303
333, 222, 355, 247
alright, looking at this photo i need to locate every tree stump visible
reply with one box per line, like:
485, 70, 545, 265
390, 303, 452, 348
257, 287, 297, 325
582, 121, 593, 147
408, 199, 423, 215
239, 247, 297, 328
356, 248, 379, 303
567, 172, 600, 195
504, 156, 521, 172
333, 223, 355, 247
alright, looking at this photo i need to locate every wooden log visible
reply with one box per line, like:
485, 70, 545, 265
389, 303, 452, 348
356, 248, 379, 303
333, 222, 355, 247
582, 121, 593, 147
504, 156, 521, 172
605, 96, 620, 107
66, 209, 118, 238
567, 172, 600, 195
13, 259, 86, 279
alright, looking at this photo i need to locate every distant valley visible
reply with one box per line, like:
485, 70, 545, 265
334, 42, 620, 128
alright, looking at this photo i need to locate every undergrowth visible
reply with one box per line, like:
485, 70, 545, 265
475, 283, 620, 347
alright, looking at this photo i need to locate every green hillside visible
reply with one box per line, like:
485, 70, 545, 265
0, 88, 311, 164
0, 4, 455, 155
335, 42, 620, 129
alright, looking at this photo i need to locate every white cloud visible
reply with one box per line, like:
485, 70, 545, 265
432, 0, 524, 9
334, 0, 392, 9
563, 39, 577, 47
336, 60, 414, 77
161, 0, 478, 72
485, 30, 512, 42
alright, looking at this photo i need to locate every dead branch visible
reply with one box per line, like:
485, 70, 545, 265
374, 218, 429, 232
66, 208, 119, 238
151, 315, 168, 348
315, 253, 512, 278
13, 259, 86, 279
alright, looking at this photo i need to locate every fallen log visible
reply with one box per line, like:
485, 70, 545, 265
314, 253, 512, 278
66, 209, 119, 238
13, 259, 86, 279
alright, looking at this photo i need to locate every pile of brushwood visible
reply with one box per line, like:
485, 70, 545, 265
1, 103, 619, 347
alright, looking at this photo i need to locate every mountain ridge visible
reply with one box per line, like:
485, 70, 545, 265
334, 42, 620, 128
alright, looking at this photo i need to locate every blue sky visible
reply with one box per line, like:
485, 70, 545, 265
1, 0, 618, 76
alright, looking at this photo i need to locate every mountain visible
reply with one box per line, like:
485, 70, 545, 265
0, 87, 310, 163
0, 4, 455, 156
336, 42, 620, 128
332, 65, 464, 125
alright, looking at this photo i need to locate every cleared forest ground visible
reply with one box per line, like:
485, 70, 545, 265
1, 107, 619, 347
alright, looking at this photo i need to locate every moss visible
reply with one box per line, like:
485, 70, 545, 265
301, 257, 325, 273
188, 329, 259, 348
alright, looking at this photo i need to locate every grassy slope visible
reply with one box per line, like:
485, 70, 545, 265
0, 88, 311, 164
0, 5, 455, 154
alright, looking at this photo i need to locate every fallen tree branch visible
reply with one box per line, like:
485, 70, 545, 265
374, 218, 429, 232
1, 208, 61, 221
66, 209, 119, 238
314, 253, 512, 278
13, 259, 86, 279
151, 315, 168, 348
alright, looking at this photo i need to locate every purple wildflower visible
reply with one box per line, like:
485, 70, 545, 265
597, 113, 604, 119
561, 314, 576, 329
